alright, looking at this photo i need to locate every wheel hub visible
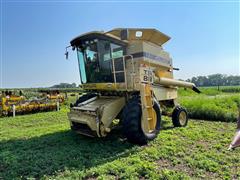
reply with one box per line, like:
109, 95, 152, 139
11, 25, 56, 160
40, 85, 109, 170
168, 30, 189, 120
179, 111, 187, 125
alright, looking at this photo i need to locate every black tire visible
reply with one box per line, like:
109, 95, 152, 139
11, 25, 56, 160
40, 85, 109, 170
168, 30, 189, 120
70, 122, 78, 131
172, 106, 188, 127
122, 97, 161, 145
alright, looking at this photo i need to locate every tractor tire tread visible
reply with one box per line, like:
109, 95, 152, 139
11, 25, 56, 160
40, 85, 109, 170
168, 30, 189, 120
172, 106, 188, 127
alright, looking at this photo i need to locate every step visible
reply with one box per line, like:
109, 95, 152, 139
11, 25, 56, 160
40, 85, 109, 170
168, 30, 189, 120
146, 106, 153, 108
147, 117, 153, 121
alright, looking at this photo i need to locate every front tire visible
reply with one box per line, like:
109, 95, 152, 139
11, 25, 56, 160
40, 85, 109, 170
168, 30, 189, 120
122, 97, 161, 145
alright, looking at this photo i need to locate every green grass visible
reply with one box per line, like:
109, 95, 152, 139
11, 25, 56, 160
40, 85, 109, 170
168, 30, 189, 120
0, 108, 239, 179
179, 86, 240, 96
178, 87, 240, 122
0, 87, 240, 179
220, 86, 240, 93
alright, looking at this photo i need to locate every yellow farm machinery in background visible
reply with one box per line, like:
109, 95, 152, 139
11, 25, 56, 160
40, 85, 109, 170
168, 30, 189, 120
0, 90, 64, 117
39, 90, 65, 103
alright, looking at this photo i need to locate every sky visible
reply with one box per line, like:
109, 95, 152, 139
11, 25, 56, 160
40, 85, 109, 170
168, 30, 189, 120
0, 0, 239, 88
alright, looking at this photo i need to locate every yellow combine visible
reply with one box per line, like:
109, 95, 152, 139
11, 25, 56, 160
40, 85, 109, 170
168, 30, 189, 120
66, 28, 200, 144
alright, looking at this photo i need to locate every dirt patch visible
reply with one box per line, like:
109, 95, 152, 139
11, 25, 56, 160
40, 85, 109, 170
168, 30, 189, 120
157, 158, 195, 176
156, 158, 219, 179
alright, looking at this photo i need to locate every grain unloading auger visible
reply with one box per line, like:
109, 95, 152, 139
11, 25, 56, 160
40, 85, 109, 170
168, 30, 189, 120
66, 28, 200, 144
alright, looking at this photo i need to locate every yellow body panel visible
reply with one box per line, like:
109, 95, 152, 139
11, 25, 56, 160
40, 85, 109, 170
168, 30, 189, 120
82, 83, 128, 91
100, 97, 125, 130
68, 96, 126, 137
107, 28, 170, 46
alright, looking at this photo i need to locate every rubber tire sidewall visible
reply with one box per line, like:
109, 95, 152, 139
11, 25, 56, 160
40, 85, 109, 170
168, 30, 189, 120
172, 106, 188, 127
122, 97, 161, 145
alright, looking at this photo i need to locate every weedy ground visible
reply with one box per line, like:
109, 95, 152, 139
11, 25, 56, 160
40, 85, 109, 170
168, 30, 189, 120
0, 87, 240, 179
0, 108, 239, 179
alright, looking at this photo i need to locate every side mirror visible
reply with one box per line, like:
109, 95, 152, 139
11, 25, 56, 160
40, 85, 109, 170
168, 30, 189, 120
173, 67, 180, 71
65, 51, 69, 59
65, 45, 71, 59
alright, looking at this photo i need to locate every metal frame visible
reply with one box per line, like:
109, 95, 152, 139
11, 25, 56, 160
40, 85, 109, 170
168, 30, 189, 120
111, 55, 134, 90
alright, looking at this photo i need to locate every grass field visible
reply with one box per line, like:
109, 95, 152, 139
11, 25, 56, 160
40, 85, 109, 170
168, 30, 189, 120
178, 86, 240, 122
0, 86, 240, 179
0, 107, 240, 179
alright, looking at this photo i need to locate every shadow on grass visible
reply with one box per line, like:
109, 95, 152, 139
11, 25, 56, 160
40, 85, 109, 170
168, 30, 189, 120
161, 119, 175, 130
0, 129, 134, 179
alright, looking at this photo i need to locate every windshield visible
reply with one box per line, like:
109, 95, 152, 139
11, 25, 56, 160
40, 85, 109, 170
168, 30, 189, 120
77, 50, 87, 83
76, 39, 125, 84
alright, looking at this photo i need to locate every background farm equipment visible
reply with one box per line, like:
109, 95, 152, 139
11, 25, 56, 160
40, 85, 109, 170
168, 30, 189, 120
0, 91, 59, 117
39, 90, 65, 103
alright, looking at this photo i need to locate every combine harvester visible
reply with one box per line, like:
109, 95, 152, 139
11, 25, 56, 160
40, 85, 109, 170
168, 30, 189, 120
65, 28, 200, 144
0, 90, 61, 117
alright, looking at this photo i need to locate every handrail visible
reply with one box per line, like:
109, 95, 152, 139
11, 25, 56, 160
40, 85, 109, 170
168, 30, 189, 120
112, 58, 117, 85
123, 55, 134, 89
111, 54, 134, 90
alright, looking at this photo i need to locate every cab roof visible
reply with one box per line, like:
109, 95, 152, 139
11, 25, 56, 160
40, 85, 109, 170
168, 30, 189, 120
106, 28, 170, 46
70, 28, 170, 46
70, 31, 127, 46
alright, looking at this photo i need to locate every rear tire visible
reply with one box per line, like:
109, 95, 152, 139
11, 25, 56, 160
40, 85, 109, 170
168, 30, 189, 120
172, 106, 188, 127
122, 97, 161, 145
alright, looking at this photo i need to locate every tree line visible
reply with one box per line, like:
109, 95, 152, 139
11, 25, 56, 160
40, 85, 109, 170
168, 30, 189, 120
184, 74, 240, 87
50, 83, 77, 88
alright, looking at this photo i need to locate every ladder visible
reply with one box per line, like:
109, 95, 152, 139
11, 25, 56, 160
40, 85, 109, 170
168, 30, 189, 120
112, 55, 134, 90
140, 83, 156, 132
